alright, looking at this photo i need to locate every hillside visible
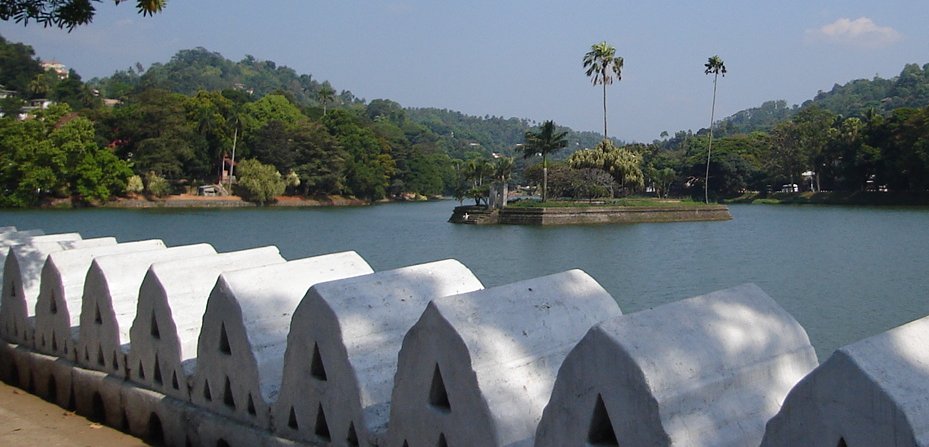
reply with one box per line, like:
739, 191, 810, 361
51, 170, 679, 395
719, 63, 929, 135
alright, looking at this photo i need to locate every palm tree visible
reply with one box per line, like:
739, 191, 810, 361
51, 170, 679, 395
493, 157, 515, 208
317, 83, 336, 116
704, 55, 726, 203
522, 120, 568, 202
583, 41, 624, 138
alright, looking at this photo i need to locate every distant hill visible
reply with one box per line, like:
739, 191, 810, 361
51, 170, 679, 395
89, 46, 612, 156
719, 63, 929, 135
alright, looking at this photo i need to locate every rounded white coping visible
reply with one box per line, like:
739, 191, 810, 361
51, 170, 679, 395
535, 283, 818, 447
273, 259, 484, 445
387, 269, 621, 447
32, 240, 166, 358
1, 237, 117, 345
76, 244, 218, 374
127, 246, 286, 400
190, 251, 374, 429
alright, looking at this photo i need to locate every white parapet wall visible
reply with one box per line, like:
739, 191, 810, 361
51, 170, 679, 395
387, 269, 622, 447
32, 240, 166, 359
1, 237, 117, 346
761, 314, 929, 447
535, 283, 818, 447
0, 232, 78, 288
76, 244, 217, 377
127, 246, 286, 401
190, 252, 374, 430
273, 259, 484, 446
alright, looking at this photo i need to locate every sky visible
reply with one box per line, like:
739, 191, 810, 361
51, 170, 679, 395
2, 1, 928, 142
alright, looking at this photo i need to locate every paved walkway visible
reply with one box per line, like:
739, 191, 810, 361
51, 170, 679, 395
0, 380, 146, 446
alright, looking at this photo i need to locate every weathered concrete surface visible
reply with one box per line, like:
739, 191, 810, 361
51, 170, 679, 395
121, 378, 195, 447
273, 259, 484, 446
127, 246, 286, 401
388, 269, 622, 447
76, 244, 216, 377
191, 252, 373, 430
761, 314, 929, 447
535, 283, 818, 447
32, 240, 166, 360
1, 237, 117, 346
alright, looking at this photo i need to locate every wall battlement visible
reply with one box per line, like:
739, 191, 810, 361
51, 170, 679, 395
1, 227, 926, 446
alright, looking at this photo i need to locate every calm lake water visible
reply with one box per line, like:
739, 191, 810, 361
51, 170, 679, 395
2, 201, 928, 359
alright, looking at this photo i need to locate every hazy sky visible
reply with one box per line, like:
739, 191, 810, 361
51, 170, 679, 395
2, 1, 927, 142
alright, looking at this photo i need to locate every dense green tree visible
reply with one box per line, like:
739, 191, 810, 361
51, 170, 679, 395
522, 120, 568, 202
0, 104, 130, 206
324, 109, 395, 200
703, 55, 726, 203
0, 34, 43, 95
583, 41, 624, 138
568, 140, 644, 197
234, 159, 284, 205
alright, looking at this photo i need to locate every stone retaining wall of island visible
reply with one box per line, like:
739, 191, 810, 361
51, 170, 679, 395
449, 204, 732, 225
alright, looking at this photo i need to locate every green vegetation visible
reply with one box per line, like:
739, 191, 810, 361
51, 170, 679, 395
0, 104, 131, 206
522, 120, 568, 202
3, 33, 929, 209
234, 159, 285, 205
0, 0, 165, 30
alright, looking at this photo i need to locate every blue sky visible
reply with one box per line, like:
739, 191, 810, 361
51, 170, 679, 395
2, 1, 927, 142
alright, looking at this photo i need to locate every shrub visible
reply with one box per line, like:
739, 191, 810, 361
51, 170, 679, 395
234, 159, 285, 205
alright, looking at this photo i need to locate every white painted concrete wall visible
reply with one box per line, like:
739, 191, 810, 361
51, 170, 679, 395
76, 244, 217, 376
0, 232, 76, 289
388, 269, 622, 447
535, 283, 818, 447
761, 314, 929, 447
127, 246, 286, 400
273, 259, 483, 446
1, 237, 117, 345
191, 252, 373, 430
32, 240, 166, 359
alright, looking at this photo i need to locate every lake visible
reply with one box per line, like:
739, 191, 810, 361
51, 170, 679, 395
2, 201, 928, 359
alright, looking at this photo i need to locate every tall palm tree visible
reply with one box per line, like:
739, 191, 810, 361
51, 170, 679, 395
583, 41, 624, 138
704, 55, 726, 204
317, 83, 336, 116
522, 120, 568, 202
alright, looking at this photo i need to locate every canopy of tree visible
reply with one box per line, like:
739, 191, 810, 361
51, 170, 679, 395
0, 0, 164, 30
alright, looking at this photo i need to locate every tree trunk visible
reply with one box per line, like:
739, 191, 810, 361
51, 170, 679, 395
500, 181, 508, 209
602, 81, 609, 139
705, 74, 718, 204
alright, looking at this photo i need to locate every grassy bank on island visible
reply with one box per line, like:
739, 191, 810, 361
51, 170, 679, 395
725, 191, 929, 206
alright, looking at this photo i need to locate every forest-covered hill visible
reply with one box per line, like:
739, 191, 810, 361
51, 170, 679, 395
719, 63, 929, 135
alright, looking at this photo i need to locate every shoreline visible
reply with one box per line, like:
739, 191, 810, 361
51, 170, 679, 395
725, 191, 929, 206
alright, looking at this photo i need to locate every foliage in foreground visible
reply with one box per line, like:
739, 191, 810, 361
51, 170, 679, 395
0, 104, 131, 206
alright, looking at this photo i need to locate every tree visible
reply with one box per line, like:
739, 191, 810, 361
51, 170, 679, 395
234, 159, 284, 205
522, 120, 568, 202
583, 41, 624, 138
1, 0, 166, 30
704, 55, 726, 203
568, 140, 644, 197
317, 82, 336, 116
493, 156, 514, 208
